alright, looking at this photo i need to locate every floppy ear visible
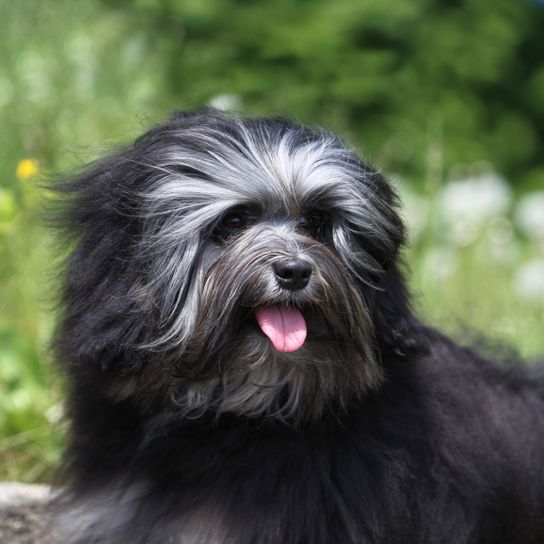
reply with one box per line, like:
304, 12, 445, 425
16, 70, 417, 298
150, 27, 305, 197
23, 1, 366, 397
51, 143, 152, 372
370, 263, 427, 359
346, 168, 425, 358
52, 110, 230, 372
362, 170, 406, 271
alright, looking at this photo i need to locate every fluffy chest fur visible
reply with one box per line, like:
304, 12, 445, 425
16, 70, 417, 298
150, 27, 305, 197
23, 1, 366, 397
57, 346, 544, 544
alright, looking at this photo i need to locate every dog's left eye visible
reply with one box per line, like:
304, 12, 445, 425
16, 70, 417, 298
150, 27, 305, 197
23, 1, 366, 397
303, 209, 332, 241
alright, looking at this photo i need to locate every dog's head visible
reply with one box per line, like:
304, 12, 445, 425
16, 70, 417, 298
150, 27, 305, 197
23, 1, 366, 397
56, 110, 408, 423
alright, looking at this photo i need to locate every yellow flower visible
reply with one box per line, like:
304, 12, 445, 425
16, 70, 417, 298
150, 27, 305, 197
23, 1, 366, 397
16, 158, 39, 181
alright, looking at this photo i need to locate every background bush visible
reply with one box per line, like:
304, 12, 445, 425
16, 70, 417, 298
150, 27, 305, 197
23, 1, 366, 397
1, 0, 543, 482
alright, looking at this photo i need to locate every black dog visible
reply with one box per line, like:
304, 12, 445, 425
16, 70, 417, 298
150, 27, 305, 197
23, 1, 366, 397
52, 110, 544, 543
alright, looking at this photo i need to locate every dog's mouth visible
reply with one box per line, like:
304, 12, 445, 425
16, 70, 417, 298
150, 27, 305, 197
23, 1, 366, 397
255, 305, 307, 352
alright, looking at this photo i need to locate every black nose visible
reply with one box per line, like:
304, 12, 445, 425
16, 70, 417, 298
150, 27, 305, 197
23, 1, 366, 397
273, 258, 312, 291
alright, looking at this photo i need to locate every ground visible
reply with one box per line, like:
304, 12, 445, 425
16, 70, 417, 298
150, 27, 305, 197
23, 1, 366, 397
0, 483, 51, 544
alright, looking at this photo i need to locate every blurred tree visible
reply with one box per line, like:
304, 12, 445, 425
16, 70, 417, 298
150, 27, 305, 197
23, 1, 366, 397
102, 0, 544, 187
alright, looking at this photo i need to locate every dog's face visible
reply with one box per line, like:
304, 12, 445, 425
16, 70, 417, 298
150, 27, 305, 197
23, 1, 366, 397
58, 111, 405, 424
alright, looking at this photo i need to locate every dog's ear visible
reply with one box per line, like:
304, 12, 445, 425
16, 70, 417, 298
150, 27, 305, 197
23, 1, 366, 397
370, 263, 427, 359
346, 168, 425, 357
371, 171, 406, 270
349, 167, 407, 282
51, 110, 224, 372
50, 142, 152, 373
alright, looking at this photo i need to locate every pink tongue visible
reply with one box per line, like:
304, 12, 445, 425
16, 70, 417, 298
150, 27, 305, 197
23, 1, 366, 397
255, 305, 307, 352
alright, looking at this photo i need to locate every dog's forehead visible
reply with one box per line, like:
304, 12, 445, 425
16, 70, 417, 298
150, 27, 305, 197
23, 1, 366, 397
153, 124, 364, 217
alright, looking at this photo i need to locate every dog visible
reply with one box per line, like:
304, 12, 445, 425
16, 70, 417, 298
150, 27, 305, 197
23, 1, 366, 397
51, 109, 544, 543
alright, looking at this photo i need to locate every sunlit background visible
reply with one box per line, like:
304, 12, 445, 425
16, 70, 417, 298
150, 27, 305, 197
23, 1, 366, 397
1, 0, 543, 482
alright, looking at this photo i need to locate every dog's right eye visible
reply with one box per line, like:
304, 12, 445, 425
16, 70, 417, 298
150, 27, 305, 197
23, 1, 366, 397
222, 213, 246, 231
213, 209, 251, 241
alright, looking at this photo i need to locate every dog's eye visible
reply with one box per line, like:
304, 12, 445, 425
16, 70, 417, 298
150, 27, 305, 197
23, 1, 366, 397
304, 210, 327, 234
222, 213, 246, 231
213, 209, 252, 242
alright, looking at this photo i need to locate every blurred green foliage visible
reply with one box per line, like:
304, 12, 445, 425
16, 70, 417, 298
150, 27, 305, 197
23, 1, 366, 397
0, 0, 543, 481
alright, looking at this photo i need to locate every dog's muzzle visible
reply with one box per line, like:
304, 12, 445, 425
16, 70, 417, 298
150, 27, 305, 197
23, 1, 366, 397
253, 258, 312, 353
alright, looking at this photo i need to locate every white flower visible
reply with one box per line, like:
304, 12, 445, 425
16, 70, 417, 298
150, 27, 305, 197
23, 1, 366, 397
513, 259, 544, 302
439, 173, 512, 246
440, 173, 512, 223
208, 94, 240, 111
422, 247, 458, 280
515, 192, 544, 241
46, 402, 63, 424
487, 217, 515, 262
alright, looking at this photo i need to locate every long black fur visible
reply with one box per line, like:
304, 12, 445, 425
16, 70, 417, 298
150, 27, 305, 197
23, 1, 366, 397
51, 110, 544, 544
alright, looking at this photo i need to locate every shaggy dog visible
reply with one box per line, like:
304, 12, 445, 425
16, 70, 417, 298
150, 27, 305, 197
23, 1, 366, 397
52, 110, 544, 543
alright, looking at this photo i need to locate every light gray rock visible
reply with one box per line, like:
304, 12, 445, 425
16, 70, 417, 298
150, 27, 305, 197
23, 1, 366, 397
0, 483, 55, 544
